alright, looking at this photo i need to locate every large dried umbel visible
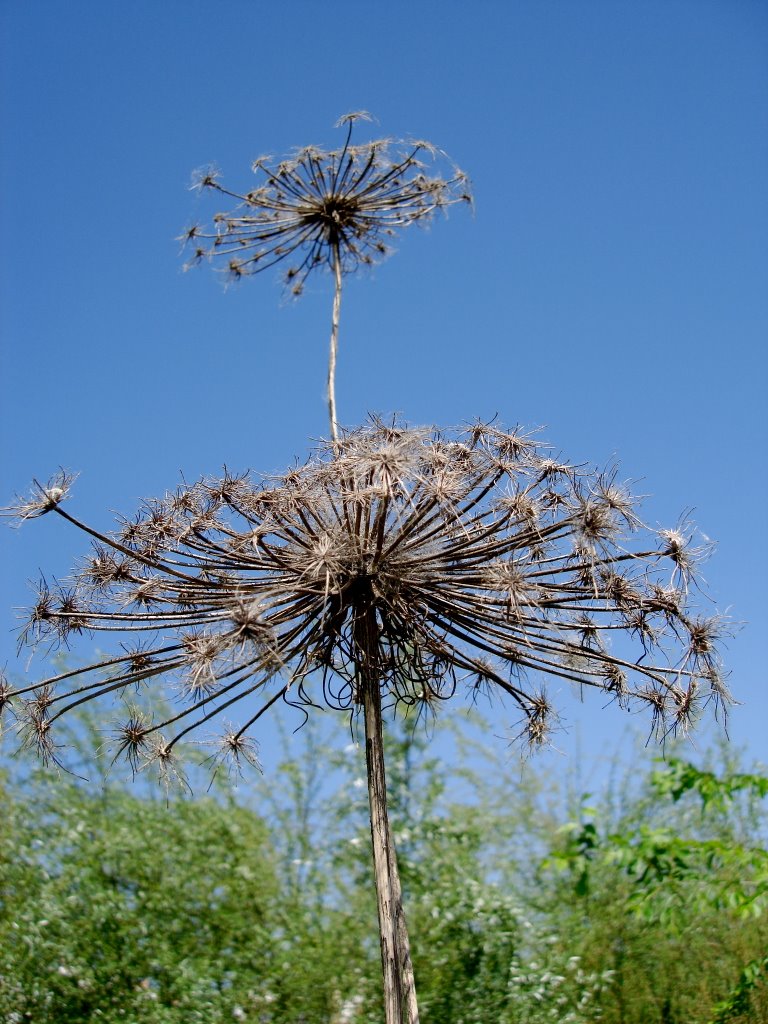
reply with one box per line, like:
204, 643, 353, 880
3, 421, 729, 780
182, 112, 471, 441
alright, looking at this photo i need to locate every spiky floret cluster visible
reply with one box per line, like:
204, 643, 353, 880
2, 422, 729, 780
182, 112, 471, 293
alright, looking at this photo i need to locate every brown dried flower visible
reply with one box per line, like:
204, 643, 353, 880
4, 470, 77, 521
184, 111, 470, 289
5, 420, 729, 775
183, 113, 471, 440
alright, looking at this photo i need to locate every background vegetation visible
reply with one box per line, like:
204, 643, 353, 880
1, 709, 765, 1023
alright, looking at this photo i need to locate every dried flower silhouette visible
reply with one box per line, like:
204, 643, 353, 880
3, 421, 728, 774
4, 109, 730, 1024
2, 423, 730, 1024
182, 112, 471, 440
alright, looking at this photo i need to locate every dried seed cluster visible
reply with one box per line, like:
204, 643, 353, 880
182, 112, 471, 294
2, 421, 728, 780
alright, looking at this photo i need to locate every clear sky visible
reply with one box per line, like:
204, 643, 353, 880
1, 0, 766, 776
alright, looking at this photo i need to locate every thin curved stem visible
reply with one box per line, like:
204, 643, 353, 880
328, 241, 342, 442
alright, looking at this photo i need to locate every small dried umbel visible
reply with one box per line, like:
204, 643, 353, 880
183, 111, 471, 291
182, 113, 471, 441
3, 422, 729, 778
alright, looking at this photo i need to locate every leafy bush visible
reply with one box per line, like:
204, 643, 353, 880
1, 711, 765, 1023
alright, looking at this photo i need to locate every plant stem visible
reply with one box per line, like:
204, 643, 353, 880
328, 242, 342, 442
357, 605, 420, 1024
391, 848, 419, 1024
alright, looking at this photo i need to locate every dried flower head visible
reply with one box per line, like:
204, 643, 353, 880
183, 113, 472, 440
203, 723, 263, 787
183, 111, 471, 291
0, 672, 15, 737
4, 470, 77, 522
4, 421, 729, 778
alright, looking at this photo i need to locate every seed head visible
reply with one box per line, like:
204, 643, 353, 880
5, 421, 729, 780
183, 112, 471, 291
3, 470, 77, 522
0, 673, 15, 736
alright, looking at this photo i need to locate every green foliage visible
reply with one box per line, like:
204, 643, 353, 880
650, 758, 768, 810
0, 768, 279, 1022
548, 757, 768, 922
708, 953, 768, 1024
542, 757, 768, 1023
1, 713, 766, 1023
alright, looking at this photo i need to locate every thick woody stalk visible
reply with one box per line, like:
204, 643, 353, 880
357, 604, 420, 1024
391, 840, 419, 1023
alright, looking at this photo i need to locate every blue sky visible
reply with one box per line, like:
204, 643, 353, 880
1, 1, 766, 776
